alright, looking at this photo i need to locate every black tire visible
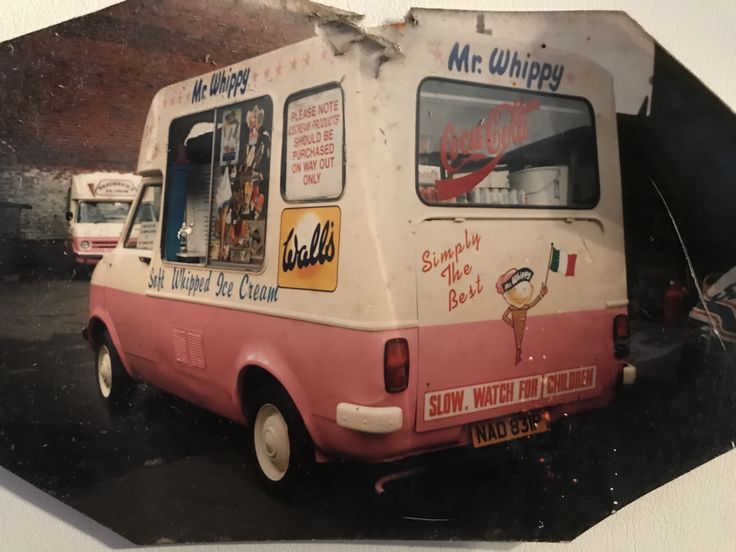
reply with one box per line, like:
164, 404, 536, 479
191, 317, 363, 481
247, 383, 315, 497
95, 330, 135, 412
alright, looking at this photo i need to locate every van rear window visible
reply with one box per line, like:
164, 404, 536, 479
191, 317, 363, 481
416, 78, 599, 209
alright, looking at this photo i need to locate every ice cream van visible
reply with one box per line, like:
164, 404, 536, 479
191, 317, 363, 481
66, 172, 141, 266
85, 12, 648, 491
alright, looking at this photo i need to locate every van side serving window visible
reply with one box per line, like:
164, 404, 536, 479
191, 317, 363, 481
281, 83, 344, 202
124, 184, 162, 250
163, 96, 272, 267
416, 78, 600, 209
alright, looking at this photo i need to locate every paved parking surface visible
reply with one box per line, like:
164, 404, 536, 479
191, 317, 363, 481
0, 278, 733, 544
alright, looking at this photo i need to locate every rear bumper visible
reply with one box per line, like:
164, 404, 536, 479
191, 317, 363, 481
318, 384, 619, 463
336, 403, 403, 434
622, 362, 637, 385
73, 254, 102, 265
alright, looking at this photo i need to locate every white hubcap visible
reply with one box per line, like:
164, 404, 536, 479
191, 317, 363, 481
254, 403, 290, 481
97, 345, 112, 398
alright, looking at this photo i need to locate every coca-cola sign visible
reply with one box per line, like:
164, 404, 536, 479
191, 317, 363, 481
435, 99, 540, 200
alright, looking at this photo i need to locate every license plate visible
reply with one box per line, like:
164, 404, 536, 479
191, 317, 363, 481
470, 412, 549, 448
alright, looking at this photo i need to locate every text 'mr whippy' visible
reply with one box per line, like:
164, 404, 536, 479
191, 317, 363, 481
447, 42, 565, 92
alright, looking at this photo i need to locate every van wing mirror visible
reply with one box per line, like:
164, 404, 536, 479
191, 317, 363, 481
65, 211, 73, 221
138, 256, 151, 265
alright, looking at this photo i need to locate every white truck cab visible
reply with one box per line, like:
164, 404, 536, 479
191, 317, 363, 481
66, 172, 141, 267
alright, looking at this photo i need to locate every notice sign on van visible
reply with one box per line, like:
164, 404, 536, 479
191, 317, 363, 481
278, 207, 340, 292
424, 365, 597, 421
284, 86, 343, 201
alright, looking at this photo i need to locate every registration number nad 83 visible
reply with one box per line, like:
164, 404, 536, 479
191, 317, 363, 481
470, 412, 548, 448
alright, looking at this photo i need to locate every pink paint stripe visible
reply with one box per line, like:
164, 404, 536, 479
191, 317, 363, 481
94, 284, 625, 462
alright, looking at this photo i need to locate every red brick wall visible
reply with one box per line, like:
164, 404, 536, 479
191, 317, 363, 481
1, 34, 212, 170
0, 0, 314, 170
0, 0, 314, 246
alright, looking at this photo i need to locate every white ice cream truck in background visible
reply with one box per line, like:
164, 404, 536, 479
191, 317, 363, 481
66, 172, 141, 267
85, 12, 652, 491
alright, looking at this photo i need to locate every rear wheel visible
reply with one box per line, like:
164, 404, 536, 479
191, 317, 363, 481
248, 383, 314, 496
95, 331, 135, 411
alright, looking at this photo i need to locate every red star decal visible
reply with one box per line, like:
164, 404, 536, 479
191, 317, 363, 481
430, 46, 444, 63
290, 57, 298, 70
252, 71, 259, 83
321, 49, 328, 61
275, 62, 283, 76
565, 72, 576, 85
303, 52, 311, 66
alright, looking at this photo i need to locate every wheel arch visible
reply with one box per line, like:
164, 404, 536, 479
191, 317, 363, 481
86, 311, 136, 378
86, 315, 108, 349
237, 364, 316, 441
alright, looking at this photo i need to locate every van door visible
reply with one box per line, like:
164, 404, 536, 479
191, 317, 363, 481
413, 78, 622, 432
415, 217, 620, 432
102, 181, 163, 377
144, 96, 273, 409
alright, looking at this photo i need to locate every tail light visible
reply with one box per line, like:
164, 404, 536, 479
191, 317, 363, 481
613, 314, 630, 358
384, 338, 409, 393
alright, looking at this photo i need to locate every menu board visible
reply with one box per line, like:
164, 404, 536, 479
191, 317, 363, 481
284, 86, 343, 201
136, 222, 157, 250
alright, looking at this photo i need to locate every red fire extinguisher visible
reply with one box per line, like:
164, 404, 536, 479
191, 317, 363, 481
663, 280, 686, 326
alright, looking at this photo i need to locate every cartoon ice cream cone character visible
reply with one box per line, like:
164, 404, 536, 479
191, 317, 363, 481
497, 267, 548, 365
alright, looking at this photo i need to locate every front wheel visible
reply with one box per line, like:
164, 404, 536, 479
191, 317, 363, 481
248, 384, 314, 496
95, 331, 135, 411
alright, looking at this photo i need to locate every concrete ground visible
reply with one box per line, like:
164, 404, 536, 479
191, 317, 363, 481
0, 278, 734, 544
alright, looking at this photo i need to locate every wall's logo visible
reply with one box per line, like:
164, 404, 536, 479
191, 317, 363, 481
278, 206, 340, 292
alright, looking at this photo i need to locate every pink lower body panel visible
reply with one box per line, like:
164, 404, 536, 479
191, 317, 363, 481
415, 308, 624, 434
93, 284, 624, 463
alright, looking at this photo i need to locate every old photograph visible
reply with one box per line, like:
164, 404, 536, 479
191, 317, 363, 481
0, 0, 734, 545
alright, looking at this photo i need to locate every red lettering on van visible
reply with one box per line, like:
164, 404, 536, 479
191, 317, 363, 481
428, 393, 440, 417
545, 366, 596, 397
518, 377, 539, 400
448, 274, 484, 311
445, 390, 465, 414
472, 381, 513, 408
435, 99, 540, 200
428, 390, 465, 418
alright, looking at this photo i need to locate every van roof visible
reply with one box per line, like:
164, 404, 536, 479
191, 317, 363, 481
137, 15, 640, 174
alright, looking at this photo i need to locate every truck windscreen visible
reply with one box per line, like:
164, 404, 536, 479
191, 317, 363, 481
77, 201, 132, 223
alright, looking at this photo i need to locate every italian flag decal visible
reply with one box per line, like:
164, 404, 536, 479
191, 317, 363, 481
549, 246, 577, 276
